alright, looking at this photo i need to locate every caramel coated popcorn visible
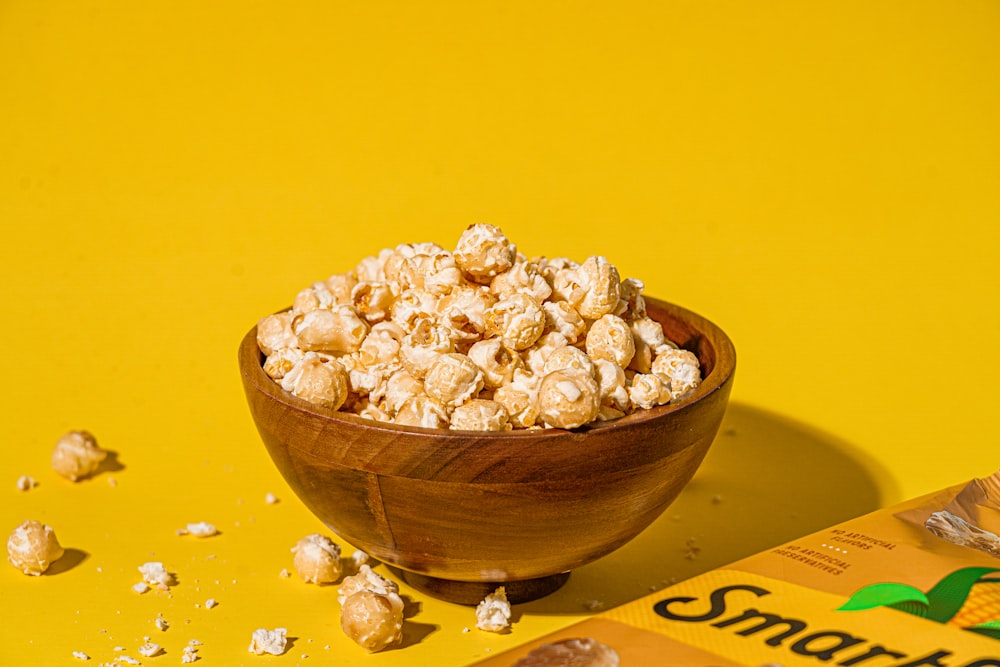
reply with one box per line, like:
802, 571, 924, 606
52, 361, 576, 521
337, 565, 404, 652
256, 224, 701, 430
291, 533, 342, 585
7, 519, 65, 575
51, 430, 107, 481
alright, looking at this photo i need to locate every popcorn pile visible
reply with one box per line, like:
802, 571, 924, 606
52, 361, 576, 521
257, 224, 701, 430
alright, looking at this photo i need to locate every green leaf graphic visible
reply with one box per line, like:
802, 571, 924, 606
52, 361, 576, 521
925, 567, 1000, 623
967, 620, 1000, 641
838, 583, 929, 614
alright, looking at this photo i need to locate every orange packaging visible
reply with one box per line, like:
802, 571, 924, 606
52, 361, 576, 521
475, 470, 1000, 666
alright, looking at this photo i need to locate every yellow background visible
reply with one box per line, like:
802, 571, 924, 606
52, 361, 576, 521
1, 1, 997, 664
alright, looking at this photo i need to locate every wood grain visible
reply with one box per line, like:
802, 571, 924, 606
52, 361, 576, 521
239, 297, 736, 603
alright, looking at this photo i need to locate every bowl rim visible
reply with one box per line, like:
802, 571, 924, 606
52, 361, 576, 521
238, 295, 736, 440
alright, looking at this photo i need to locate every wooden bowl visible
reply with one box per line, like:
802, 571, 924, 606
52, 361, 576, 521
238, 297, 735, 604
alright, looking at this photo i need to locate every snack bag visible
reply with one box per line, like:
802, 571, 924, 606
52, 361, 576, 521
475, 470, 1000, 666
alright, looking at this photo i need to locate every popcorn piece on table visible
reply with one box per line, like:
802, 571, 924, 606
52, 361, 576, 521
7, 520, 64, 575
179, 521, 218, 538
15, 475, 37, 491
138, 562, 173, 590
291, 533, 342, 585
51, 430, 107, 482
248, 627, 287, 656
338, 565, 404, 652
476, 586, 512, 633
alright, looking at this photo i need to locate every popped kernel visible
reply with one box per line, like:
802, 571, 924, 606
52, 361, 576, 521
293, 306, 369, 354
137, 642, 162, 657
437, 285, 496, 347
628, 316, 667, 373
542, 345, 596, 379
392, 394, 449, 429
324, 273, 358, 305
542, 300, 587, 344
476, 586, 512, 633
292, 281, 337, 315
593, 359, 630, 412
493, 370, 541, 429
485, 292, 546, 351
450, 399, 511, 431
577, 256, 621, 320
424, 353, 484, 408
467, 338, 522, 390
262, 346, 304, 380
337, 565, 405, 652
279, 352, 348, 410
381, 369, 425, 416
454, 223, 516, 283
521, 331, 570, 376
291, 533, 343, 585
7, 519, 64, 575
179, 522, 218, 538
627, 373, 672, 410
256, 311, 297, 355
248, 627, 287, 656
538, 370, 601, 429
416, 248, 465, 295
351, 280, 399, 323
399, 318, 454, 379
490, 257, 552, 303
585, 314, 636, 369
51, 430, 107, 482
651, 347, 702, 401
390, 288, 439, 332
340, 588, 404, 653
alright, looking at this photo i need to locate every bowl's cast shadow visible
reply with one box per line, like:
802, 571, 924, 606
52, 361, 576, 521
522, 402, 900, 615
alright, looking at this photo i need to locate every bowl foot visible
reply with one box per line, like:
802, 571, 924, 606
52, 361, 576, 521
393, 569, 571, 605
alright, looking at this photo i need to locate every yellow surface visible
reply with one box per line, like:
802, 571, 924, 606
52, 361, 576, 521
1, 1, 998, 664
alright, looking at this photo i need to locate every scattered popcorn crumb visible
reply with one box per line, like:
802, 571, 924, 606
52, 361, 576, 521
72, 651, 90, 661
138, 562, 173, 589
132, 582, 150, 594
712, 494, 724, 504
181, 653, 199, 664
351, 550, 370, 570
583, 599, 604, 611
265, 492, 279, 504
188, 640, 203, 646
15, 475, 37, 491
249, 628, 287, 656
205, 598, 217, 609
476, 586, 512, 633
179, 522, 218, 538
462, 627, 470, 633
155, 617, 169, 631
108, 476, 118, 487
279, 568, 291, 578
138, 641, 162, 657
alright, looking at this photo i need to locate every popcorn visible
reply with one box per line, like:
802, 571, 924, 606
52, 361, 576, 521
256, 225, 701, 430
248, 627, 287, 656
179, 521, 218, 538
137, 642, 162, 657
51, 430, 106, 482
476, 586, 512, 633
338, 565, 404, 652
15, 475, 37, 491
7, 520, 64, 575
291, 533, 342, 585
138, 562, 173, 590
